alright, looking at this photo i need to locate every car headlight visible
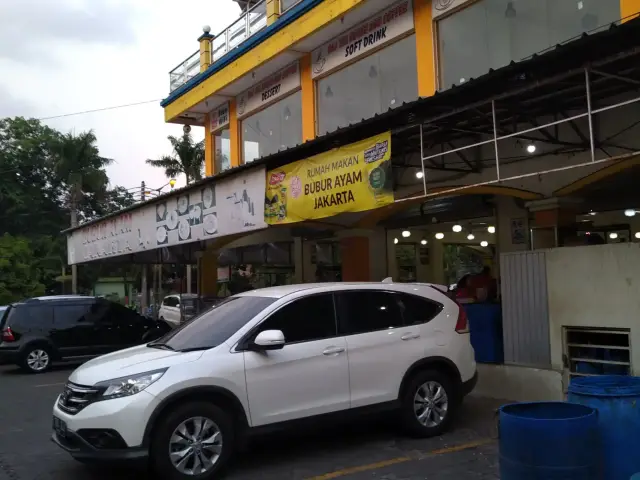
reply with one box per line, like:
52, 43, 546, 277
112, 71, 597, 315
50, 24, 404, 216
95, 369, 167, 400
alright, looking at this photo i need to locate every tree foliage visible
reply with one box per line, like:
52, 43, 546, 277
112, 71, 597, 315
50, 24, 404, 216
146, 131, 204, 184
0, 116, 135, 303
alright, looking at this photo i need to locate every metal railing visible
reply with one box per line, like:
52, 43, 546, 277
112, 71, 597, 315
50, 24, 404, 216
168, 0, 268, 92
169, 50, 200, 92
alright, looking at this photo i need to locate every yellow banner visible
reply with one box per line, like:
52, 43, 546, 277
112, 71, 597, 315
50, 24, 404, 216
265, 132, 394, 224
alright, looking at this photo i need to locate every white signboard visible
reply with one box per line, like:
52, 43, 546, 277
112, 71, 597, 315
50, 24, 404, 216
67, 167, 268, 265
432, 0, 472, 19
236, 62, 300, 119
311, 0, 414, 79
209, 102, 230, 132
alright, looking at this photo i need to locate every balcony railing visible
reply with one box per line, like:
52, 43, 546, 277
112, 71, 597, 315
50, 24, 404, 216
169, 50, 200, 93
168, 0, 268, 93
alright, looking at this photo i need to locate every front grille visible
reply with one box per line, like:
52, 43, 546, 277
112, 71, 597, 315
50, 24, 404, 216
58, 382, 101, 415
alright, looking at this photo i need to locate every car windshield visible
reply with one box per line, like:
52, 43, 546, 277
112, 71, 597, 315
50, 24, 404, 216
153, 296, 276, 352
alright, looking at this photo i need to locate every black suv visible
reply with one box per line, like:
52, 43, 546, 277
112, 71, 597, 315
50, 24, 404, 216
0, 296, 171, 373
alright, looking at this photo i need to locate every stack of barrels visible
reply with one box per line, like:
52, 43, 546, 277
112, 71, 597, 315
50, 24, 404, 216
499, 376, 640, 480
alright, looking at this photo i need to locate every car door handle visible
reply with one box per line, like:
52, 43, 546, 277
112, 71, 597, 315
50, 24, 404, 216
401, 333, 420, 341
323, 346, 345, 356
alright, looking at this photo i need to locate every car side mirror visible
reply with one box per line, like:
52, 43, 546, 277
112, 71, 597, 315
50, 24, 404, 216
253, 330, 285, 351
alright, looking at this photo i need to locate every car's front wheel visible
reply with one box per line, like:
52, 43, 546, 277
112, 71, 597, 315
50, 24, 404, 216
151, 402, 233, 480
20, 345, 52, 373
400, 370, 456, 438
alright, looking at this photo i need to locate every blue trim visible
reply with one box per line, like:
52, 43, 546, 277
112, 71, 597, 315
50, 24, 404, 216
161, 0, 324, 108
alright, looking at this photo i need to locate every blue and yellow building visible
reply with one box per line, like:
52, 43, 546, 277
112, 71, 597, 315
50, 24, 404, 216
68, 0, 640, 399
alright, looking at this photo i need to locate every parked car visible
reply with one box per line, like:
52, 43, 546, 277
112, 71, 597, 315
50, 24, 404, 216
51, 281, 476, 479
158, 294, 199, 327
0, 296, 172, 373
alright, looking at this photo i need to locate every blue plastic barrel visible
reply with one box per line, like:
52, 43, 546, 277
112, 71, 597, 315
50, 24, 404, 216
499, 402, 599, 480
568, 376, 640, 480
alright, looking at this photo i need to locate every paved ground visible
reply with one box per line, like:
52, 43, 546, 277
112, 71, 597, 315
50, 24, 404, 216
0, 363, 502, 480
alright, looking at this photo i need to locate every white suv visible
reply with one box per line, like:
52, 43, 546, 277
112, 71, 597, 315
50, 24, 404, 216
51, 282, 477, 479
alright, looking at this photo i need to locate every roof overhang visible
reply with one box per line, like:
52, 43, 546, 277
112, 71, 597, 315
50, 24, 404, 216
162, 0, 394, 124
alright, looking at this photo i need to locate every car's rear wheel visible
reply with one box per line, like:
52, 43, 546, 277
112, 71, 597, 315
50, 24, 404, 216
20, 345, 52, 373
151, 402, 233, 480
400, 369, 455, 438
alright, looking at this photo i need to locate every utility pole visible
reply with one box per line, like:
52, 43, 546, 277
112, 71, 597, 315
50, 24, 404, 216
70, 173, 82, 294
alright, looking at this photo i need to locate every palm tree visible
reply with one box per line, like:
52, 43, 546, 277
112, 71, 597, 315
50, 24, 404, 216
146, 130, 204, 184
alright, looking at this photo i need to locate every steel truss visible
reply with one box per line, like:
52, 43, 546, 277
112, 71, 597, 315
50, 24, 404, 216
394, 47, 640, 202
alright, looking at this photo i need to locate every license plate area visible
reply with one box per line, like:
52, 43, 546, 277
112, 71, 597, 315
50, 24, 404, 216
52, 416, 67, 438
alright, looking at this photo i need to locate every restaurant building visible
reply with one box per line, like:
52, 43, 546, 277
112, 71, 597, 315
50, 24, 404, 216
67, 0, 640, 400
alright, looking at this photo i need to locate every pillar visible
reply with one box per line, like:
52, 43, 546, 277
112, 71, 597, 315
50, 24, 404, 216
141, 264, 148, 310
266, 0, 281, 25
428, 237, 445, 285
300, 54, 316, 142
204, 113, 214, 176
495, 196, 529, 253
186, 265, 192, 294
293, 237, 304, 283
229, 99, 241, 167
621, 0, 640, 21
198, 250, 218, 296
198, 27, 214, 72
340, 236, 371, 282
526, 198, 581, 249
414, 0, 436, 97
368, 229, 389, 281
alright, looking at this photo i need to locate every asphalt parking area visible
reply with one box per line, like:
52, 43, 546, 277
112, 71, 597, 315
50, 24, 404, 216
0, 364, 501, 480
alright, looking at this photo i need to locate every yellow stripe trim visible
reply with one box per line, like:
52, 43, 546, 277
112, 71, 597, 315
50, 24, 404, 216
414, 0, 436, 97
301, 53, 316, 142
163, 0, 366, 122
621, 0, 640, 21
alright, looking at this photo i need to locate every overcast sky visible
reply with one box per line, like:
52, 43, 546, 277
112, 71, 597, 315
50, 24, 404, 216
0, 0, 241, 191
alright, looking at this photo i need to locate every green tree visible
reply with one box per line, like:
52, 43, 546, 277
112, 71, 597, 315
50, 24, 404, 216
0, 234, 46, 304
0, 117, 137, 296
146, 130, 204, 184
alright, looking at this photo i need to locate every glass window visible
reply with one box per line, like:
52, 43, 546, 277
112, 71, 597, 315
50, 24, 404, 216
7, 305, 53, 329
53, 304, 93, 327
160, 296, 277, 351
257, 294, 336, 344
317, 35, 418, 135
438, 0, 619, 89
336, 291, 403, 335
397, 293, 442, 326
214, 128, 231, 173
241, 90, 302, 163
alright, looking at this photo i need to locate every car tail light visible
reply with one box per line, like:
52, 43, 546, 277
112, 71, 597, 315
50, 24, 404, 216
454, 304, 469, 334
1, 327, 15, 342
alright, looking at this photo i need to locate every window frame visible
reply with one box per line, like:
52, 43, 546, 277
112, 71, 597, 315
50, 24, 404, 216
236, 292, 339, 350
395, 292, 444, 326
334, 289, 407, 336
213, 126, 231, 174
239, 88, 303, 164
314, 32, 418, 136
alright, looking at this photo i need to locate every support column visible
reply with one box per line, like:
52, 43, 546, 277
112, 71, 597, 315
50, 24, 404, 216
621, 0, 640, 21
293, 237, 304, 283
229, 99, 241, 167
198, 250, 219, 296
266, 0, 281, 25
414, 0, 436, 97
204, 114, 214, 176
198, 27, 214, 72
300, 54, 316, 142
186, 265, 192, 294
141, 264, 148, 311
526, 198, 581, 249
340, 236, 371, 282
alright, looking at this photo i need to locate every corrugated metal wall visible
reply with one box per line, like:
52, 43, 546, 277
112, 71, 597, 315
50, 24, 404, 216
500, 251, 551, 367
